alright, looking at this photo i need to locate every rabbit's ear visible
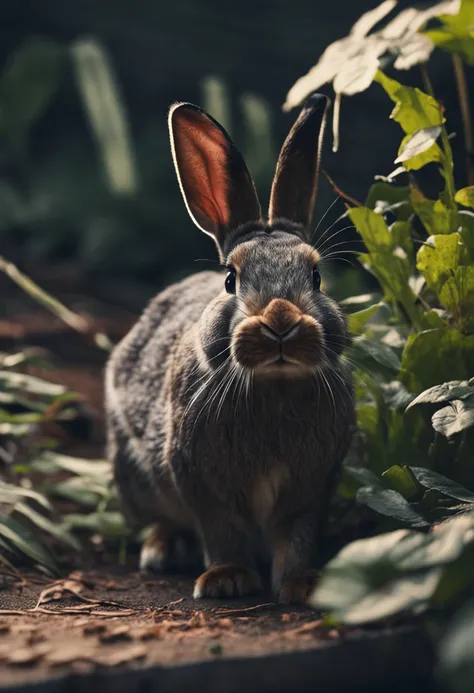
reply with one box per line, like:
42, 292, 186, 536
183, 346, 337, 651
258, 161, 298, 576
268, 94, 330, 234
169, 103, 261, 252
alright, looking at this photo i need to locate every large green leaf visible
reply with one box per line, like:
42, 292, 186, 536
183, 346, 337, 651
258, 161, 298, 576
375, 70, 445, 130
406, 381, 473, 411
356, 486, 428, 527
431, 399, 474, 438
374, 70, 444, 169
411, 467, 474, 504
400, 329, 474, 391
311, 513, 474, 625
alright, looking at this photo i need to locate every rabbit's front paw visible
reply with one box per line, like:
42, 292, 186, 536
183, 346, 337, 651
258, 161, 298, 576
277, 570, 319, 604
193, 565, 262, 599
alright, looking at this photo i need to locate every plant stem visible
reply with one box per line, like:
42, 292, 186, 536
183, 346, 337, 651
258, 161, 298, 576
420, 64, 457, 231
0, 256, 113, 352
452, 54, 474, 186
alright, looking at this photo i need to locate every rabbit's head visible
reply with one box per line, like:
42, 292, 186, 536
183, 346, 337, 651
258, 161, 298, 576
169, 94, 349, 378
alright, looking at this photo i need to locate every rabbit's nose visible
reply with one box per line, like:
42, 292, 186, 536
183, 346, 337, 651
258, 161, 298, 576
260, 298, 302, 338
260, 322, 300, 343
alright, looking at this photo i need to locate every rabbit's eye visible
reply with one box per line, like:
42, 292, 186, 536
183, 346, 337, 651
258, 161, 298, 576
225, 267, 236, 294
312, 267, 321, 292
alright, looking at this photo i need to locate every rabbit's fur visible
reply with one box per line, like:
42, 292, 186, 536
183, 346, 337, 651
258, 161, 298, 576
106, 94, 356, 603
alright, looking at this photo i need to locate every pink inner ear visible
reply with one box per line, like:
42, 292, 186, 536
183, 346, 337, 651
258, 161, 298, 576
173, 110, 231, 232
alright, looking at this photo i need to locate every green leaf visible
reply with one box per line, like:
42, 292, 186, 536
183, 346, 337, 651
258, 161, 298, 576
395, 127, 442, 171
400, 329, 474, 391
347, 302, 384, 336
348, 207, 393, 253
382, 465, 420, 500
0, 39, 63, 139
63, 512, 129, 539
356, 486, 429, 527
439, 266, 474, 332
411, 187, 453, 235
36, 452, 110, 479
51, 478, 105, 507
14, 502, 81, 551
411, 467, 474, 504
353, 335, 401, 371
0, 481, 52, 511
343, 464, 383, 489
375, 71, 445, 132
0, 515, 57, 573
455, 186, 474, 209
416, 233, 461, 292
425, 1, 474, 64
431, 399, 474, 438
365, 182, 412, 221
406, 381, 473, 411
311, 529, 439, 624
0, 371, 67, 397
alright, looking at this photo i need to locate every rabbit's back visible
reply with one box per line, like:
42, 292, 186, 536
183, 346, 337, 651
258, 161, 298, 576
106, 270, 222, 442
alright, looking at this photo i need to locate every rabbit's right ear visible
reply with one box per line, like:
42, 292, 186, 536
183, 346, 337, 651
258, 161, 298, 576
169, 103, 261, 254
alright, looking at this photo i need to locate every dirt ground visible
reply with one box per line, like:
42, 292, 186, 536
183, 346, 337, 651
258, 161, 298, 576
0, 568, 341, 689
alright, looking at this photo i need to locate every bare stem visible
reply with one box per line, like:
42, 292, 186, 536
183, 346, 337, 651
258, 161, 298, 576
0, 256, 113, 352
452, 54, 474, 186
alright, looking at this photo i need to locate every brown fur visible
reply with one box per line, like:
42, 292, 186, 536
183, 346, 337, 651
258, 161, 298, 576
106, 93, 355, 604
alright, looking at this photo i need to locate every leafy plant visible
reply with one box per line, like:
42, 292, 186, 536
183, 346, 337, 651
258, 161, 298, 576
0, 346, 127, 572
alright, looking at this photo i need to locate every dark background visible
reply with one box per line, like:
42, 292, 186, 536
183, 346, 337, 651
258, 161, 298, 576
0, 0, 471, 309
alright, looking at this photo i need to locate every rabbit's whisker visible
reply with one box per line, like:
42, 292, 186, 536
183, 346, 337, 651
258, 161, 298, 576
311, 196, 341, 241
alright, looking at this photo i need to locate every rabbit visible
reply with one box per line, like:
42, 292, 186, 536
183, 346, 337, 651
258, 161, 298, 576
105, 92, 356, 604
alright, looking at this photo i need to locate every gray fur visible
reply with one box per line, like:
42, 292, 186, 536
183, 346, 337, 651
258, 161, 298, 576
105, 96, 356, 603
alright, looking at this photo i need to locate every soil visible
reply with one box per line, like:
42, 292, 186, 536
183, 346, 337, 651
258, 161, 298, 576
0, 568, 344, 689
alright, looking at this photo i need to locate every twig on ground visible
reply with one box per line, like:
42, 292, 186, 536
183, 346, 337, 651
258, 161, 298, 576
0, 255, 114, 352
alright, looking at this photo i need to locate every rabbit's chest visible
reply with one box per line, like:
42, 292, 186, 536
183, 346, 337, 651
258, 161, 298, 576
250, 466, 289, 527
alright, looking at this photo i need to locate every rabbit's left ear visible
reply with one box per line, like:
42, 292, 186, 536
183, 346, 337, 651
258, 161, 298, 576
268, 94, 330, 234
169, 103, 261, 254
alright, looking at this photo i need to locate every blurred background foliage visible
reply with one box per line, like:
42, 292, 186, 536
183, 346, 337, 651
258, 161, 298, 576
0, 0, 472, 306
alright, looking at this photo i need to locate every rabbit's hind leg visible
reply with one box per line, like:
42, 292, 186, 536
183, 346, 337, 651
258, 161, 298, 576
140, 521, 202, 574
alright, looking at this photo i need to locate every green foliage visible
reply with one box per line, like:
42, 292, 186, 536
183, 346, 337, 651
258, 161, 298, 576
0, 350, 127, 572
312, 512, 474, 624
425, 0, 474, 64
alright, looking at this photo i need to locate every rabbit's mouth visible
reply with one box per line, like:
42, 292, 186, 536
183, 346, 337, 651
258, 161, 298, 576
231, 298, 328, 376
